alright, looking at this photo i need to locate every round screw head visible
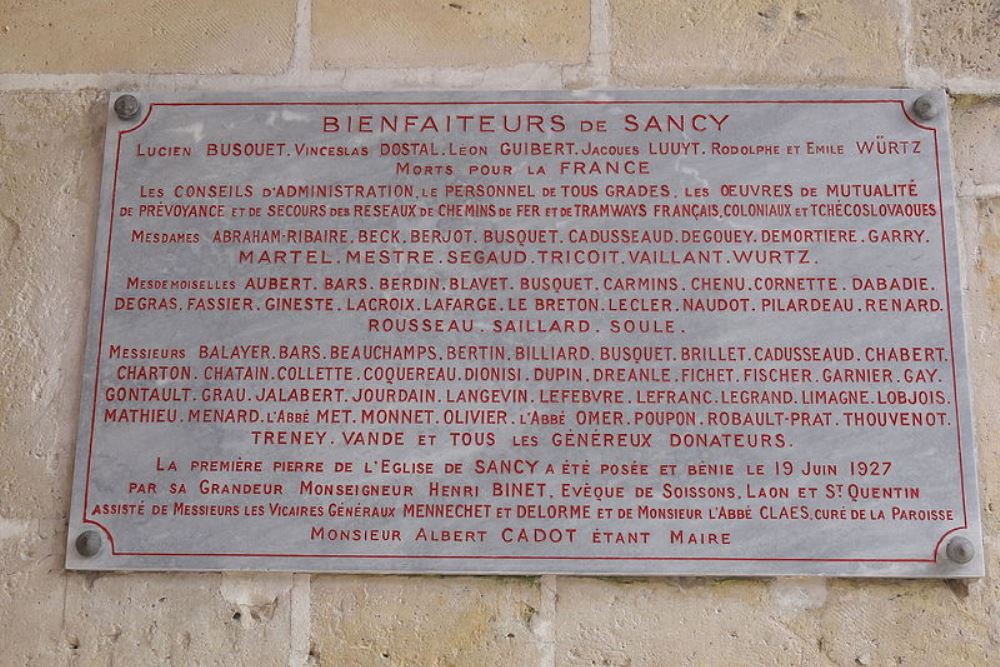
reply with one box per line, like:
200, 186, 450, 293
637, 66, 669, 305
75, 530, 102, 557
113, 94, 140, 121
912, 94, 940, 121
945, 536, 975, 564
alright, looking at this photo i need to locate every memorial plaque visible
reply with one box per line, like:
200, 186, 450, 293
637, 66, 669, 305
66, 90, 982, 576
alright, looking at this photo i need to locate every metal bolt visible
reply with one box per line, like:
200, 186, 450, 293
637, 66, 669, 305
75, 530, 102, 558
912, 94, 940, 121
945, 536, 975, 564
113, 94, 140, 121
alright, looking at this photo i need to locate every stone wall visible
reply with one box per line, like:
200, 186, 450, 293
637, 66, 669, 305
1, 1, 998, 665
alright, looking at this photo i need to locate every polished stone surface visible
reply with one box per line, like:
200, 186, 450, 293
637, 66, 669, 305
66, 90, 981, 576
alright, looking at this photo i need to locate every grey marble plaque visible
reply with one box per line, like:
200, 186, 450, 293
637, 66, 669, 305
66, 90, 982, 576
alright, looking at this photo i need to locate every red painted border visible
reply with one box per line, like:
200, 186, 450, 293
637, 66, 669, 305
82, 98, 967, 565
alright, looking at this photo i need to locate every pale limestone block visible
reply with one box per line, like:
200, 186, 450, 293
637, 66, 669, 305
312, 0, 589, 69
0, 520, 68, 665
61, 571, 295, 665
950, 97, 1000, 192
2, 519, 296, 665
0, 1, 295, 74
964, 198, 1000, 538
780, 579, 1000, 665
555, 575, 1000, 665
554, 577, 825, 666
0, 92, 103, 519
610, 0, 903, 85
310, 575, 544, 666
914, 0, 1000, 80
